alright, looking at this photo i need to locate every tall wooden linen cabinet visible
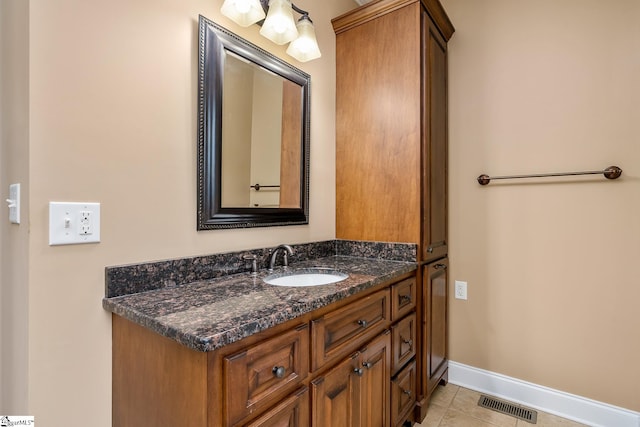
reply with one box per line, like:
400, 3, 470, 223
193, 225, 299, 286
333, 0, 454, 422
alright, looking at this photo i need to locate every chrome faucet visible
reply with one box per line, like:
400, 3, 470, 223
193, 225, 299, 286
268, 244, 294, 272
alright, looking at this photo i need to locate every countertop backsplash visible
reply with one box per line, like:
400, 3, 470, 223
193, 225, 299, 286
105, 239, 417, 298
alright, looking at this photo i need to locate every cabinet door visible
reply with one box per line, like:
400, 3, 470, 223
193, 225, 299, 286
311, 353, 361, 427
359, 331, 391, 427
335, 2, 422, 245
245, 387, 309, 427
422, 10, 449, 263
423, 259, 448, 396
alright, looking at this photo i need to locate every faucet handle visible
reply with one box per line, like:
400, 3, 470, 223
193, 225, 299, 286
242, 254, 258, 276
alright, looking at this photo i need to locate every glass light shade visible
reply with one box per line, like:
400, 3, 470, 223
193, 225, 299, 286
221, 0, 266, 27
286, 16, 322, 62
259, 0, 298, 45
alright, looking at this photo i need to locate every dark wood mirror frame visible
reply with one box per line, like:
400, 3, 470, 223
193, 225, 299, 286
197, 15, 310, 230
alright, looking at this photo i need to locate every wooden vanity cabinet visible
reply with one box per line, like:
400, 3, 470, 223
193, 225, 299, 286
112, 274, 418, 427
333, 0, 454, 422
112, 315, 209, 427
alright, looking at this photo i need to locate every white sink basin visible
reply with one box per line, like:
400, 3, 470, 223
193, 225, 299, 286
264, 268, 348, 287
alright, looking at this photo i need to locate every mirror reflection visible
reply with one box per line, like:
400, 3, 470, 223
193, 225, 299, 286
221, 51, 302, 209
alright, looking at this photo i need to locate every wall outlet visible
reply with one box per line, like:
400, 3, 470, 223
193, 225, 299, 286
79, 210, 93, 235
49, 202, 101, 245
454, 280, 468, 300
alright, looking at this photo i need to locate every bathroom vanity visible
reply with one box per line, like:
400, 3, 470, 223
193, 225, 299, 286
104, 241, 419, 426
106, 0, 455, 424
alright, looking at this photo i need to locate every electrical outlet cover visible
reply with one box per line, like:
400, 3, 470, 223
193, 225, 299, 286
454, 280, 468, 300
49, 202, 101, 245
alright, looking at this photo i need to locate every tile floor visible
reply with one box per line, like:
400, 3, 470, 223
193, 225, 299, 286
416, 383, 589, 427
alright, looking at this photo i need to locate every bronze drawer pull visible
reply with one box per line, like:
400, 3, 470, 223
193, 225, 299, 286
399, 294, 412, 304
272, 366, 286, 378
357, 319, 368, 328
434, 263, 447, 270
402, 389, 412, 396
427, 247, 433, 253
362, 361, 372, 369
353, 368, 364, 376
401, 337, 413, 347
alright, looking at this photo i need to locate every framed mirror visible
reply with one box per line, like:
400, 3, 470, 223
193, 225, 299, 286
197, 15, 310, 229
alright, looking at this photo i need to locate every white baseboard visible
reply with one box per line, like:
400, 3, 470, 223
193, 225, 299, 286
448, 361, 640, 427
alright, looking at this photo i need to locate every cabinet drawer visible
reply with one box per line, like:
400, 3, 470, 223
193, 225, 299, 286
311, 290, 390, 371
391, 312, 416, 374
245, 387, 309, 427
391, 277, 416, 321
224, 324, 309, 426
391, 360, 416, 427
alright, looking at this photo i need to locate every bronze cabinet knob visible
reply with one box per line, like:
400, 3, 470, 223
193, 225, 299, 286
272, 366, 286, 378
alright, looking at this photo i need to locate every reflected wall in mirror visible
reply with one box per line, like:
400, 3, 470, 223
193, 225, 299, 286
198, 15, 310, 229
221, 52, 302, 209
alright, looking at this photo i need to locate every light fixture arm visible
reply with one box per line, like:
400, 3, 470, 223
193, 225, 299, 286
222, 0, 321, 61
290, 4, 310, 17
258, 0, 310, 19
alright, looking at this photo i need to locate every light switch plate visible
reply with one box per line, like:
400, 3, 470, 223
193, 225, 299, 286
8, 183, 20, 224
49, 202, 101, 245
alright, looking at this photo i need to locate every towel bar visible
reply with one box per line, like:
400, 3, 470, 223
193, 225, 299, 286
477, 166, 622, 185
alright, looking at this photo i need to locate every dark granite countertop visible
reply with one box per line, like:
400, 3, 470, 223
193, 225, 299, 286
103, 254, 416, 352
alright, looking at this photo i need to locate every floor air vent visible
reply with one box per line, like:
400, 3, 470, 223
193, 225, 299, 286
478, 395, 538, 424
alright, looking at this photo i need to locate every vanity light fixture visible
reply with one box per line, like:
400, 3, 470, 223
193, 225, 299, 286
220, 0, 266, 26
220, 0, 321, 62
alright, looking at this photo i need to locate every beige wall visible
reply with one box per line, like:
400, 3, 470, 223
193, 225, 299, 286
5, 0, 354, 425
0, 0, 30, 414
222, 57, 253, 207
9, 0, 638, 423
250, 70, 283, 207
443, 0, 640, 412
